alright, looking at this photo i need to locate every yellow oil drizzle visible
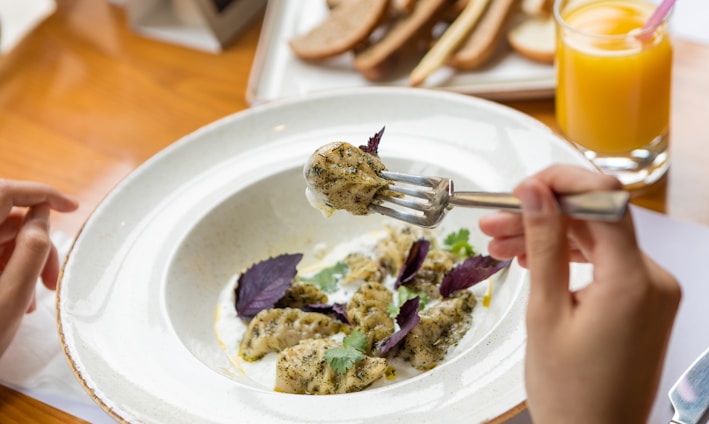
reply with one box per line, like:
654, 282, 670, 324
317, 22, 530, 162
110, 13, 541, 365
214, 307, 228, 348
482, 280, 493, 308
385, 366, 397, 380
214, 305, 247, 374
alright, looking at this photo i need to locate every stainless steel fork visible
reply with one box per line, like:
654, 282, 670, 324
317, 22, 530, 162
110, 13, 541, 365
369, 171, 630, 228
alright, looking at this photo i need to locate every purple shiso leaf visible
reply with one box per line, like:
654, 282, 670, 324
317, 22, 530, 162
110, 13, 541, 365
378, 296, 421, 356
302, 303, 351, 324
439, 254, 511, 298
395, 239, 430, 289
358, 126, 385, 156
235, 253, 303, 319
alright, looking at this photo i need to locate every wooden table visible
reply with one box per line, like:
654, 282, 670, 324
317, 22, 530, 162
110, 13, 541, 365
0, 1, 707, 422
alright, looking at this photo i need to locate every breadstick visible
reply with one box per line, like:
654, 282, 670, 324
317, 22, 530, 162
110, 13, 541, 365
448, 0, 519, 70
408, 0, 491, 86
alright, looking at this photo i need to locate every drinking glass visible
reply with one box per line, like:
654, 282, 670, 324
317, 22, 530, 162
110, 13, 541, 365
554, 0, 673, 190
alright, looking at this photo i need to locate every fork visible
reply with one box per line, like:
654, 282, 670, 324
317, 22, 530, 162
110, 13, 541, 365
369, 171, 631, 228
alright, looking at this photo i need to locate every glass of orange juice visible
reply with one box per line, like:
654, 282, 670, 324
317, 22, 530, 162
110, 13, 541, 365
554, 0, 673, 190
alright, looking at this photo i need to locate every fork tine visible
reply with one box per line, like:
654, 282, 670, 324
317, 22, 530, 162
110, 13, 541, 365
373, 194, 431, 213
386, 185, 434, 199
368, 203, 441, 228
379, 171, 443, 187
372, 170, 450, 228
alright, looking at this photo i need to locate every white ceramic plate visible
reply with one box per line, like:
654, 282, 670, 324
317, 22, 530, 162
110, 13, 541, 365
58, 87, 592, 424
246, 0, 556, 105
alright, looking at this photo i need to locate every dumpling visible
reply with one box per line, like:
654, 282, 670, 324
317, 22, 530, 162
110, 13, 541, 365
347, 281, 394, 352
275, 338, 387, 394
275, 281, 328, 308
398, 290, 476, 370
240, 308, 341, 361
304, 142, 389, 216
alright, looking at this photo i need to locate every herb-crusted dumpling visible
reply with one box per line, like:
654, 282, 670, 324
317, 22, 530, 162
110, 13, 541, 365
275, 338, 387, 394
275, 281, 328, 308
399, 290, 477, 370
374, 225, 427, 275
304, 141, 389, 216
240, 308, 341, 361
347, 281, 394, 352
342, 252, 383, 285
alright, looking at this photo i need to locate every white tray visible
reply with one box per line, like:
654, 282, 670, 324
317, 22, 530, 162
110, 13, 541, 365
246, 0, 556, 105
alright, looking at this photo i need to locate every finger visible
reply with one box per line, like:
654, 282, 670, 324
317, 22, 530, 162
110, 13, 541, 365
534, 164, 623, 193
0, 205, 52, 313
582, 212, 646, 288
561, 203, 642, 285
26, 293, 37, 313
0, 213, 23, 244
0, 240, 14, 269
486, 227, 588, 263
487, 236, 525, 260
479, 211, 524, 239
522, 164, 628, 279
41, 243, 60, 290
516, 179, 572, 318
517, 250, 590, 268
0, 179, 79, 216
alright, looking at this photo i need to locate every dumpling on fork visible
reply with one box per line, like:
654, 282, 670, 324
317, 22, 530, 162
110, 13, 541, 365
303, 141, 390, 217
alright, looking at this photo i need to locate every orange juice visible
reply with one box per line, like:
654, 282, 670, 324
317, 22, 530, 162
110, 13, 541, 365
556, 0, 672, 154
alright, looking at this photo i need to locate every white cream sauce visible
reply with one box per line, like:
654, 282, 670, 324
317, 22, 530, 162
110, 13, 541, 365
214, 227, 492, 392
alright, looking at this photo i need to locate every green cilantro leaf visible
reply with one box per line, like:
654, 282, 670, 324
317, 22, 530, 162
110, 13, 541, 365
343, 328, 368, 352
387, 286, 429, 318
297, 261, 348, 293
443, 228, 475, 259
325, 329, 367, 374
325, 346, 363, 374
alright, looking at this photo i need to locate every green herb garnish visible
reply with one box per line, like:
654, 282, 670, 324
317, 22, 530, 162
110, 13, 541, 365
297, 261, 348, 293
443, 228, 475, 259
387, 286, 429, 318
325, 329, 368, 374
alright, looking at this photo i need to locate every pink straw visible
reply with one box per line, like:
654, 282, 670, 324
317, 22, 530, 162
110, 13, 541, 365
642, 0, 676, 30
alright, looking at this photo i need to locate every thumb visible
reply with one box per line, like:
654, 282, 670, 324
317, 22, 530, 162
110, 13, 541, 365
0, 205, 51, 307
516, 180, 571, 322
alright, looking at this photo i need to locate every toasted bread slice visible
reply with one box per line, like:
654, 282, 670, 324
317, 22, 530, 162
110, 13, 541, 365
354, 0, 449, 81
507, 15, 556, 64
522, 0, 554, 16
289, 0, 389, 61
329, 0, 414, 16
391, 0, 416, 16
448, 0, 519, 70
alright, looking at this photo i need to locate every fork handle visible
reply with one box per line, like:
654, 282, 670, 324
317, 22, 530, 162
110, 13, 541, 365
449, 190, 630, 221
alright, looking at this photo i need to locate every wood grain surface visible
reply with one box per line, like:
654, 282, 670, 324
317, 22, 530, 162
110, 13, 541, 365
0, 0, 707, 422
